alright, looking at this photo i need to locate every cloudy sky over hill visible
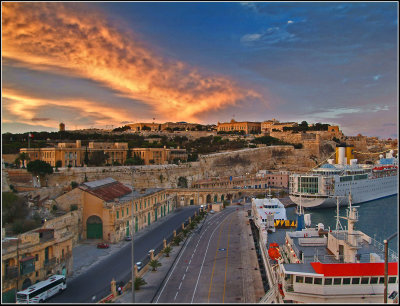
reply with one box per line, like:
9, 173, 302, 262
2, 2, 398, 138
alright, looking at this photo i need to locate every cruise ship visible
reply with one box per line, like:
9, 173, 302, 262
258, 199, 399, 303
289, 147, 398, 208
251, 190, 288, 233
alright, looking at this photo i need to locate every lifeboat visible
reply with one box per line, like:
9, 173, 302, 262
268, 242, 281, 261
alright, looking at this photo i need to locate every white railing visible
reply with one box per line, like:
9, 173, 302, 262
371, 237, 398, 262
259, 287, 277, 303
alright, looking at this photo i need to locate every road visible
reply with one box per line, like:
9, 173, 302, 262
154, 205, 259, 303
48, 206, 199, 303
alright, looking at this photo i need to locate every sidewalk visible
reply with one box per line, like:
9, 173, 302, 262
69, 207, 192, 282
113, 237, 185, 303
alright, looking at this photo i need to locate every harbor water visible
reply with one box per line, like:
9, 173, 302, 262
286, 195, 399, 253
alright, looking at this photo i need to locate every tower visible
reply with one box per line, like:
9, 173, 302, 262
59, 122, 65, 132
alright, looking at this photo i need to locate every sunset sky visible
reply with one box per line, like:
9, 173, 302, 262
2, 2, 398, 138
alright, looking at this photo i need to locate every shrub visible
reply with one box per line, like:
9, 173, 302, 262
173, 235, 182, 246
71, 181, 78, 189
163, 246, 172, 257
70, 204, 78, 211
134, 277, 147, 290
149, 259, 161, 271
52, 204, 58, 211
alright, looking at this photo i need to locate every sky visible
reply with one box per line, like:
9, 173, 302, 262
2, 1, 398, 139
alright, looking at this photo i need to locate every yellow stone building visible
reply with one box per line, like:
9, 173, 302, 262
217, 119, 261, 134
127, 122, 161, 131
19, 141, 187, 166
261, 119, 297, 133
54, 178, 176, 243
20, 140, 128, 167
2, 216, 74, 303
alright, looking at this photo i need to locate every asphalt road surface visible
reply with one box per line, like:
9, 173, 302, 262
154, 206, 249, 303
48, 206, 198, 303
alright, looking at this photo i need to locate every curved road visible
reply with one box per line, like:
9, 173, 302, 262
48, 206, 199, 303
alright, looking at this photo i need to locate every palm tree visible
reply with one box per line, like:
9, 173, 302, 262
173, 235, 183, 246
134, 277, 147, 290
163, 246, 172, 257
149, 259, 161, 271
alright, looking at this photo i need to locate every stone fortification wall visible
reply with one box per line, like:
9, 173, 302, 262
198, 146, 316, 178
40, 146, 321, 190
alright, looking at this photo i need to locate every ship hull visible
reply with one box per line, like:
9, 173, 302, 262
290, 175, 398, 209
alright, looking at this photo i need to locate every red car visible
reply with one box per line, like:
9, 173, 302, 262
97, 243, 109, 249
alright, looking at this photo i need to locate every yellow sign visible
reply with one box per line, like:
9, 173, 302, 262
274, 220, 297, 228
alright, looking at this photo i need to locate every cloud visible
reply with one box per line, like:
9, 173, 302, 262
241, 27, 298, 46
31, 117, 51, 122
2, 2, 262, 123
2, 88, 135, 130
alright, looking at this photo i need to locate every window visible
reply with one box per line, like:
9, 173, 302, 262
122, 209, 124, 217
324, 278, 332, 285
388, 277, 397, 284
135, 204, 138, 212
35, 254, 39, 261
352, 278, 360, 284
379, 277, 385, 284
305, 277, 313, 284
116, 211, 119, 219
361, 277, 369, 284
314, 278, 322, 285
127, 207, 129, 215
333, 278, 341, 285
343, 278, 351, 285
370, 277, 378, 284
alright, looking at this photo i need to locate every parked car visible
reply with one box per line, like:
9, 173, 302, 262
210, 210, 215, 214
125, 236, 132, 241
136, 262, 143, 271
97, 243, 109, 249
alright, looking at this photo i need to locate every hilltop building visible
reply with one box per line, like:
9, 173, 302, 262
217, 119, 261, 134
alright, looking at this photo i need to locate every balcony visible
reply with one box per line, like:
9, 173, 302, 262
43, 257, 57, 268
4, 266, 18, 280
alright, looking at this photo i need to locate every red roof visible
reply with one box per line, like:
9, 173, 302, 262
311, 262, 398, 277
84, 181, 132, 202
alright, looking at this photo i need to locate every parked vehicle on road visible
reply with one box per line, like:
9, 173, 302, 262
97, 243, 109, 249
210, 210, 215, 214
124, 236, 132, 241
136, 262, 143, 271
16, 275, 66, 303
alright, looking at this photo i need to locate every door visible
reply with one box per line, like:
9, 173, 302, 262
135, 216, 138, 232
148, 212, 151, 225
86, 216, 103, 239
126, 221, 130, 236
155, 208, 158, 221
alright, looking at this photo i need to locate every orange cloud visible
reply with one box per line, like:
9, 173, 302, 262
2, 88, 135, 129
2, 2, 262, 123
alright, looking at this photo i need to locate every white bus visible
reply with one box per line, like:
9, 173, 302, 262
16, 275, 66, 303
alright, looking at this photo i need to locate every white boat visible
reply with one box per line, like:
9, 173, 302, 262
289, 148, 398, 208
251, 190, 287, 232
260, 196, 399, 303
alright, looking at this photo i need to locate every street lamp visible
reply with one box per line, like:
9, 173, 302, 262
131, 169, 135, 303
384, 232, 397, 303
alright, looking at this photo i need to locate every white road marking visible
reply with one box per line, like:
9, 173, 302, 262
179, 281, 182, 290
191, 211, 234, 303
174, 291, 179, 301
182, 274, 186, 280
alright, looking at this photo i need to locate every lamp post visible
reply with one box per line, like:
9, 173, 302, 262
131, 169, 135, 303
384, 232, 397, 303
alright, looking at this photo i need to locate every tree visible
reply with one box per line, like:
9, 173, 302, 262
88, 151, 108, 166
27, 160, 53, 181
163, 246, 172, 257
177, 177, 188, 188
84, 146, 89, 166
149, 259, 161, 271
14, 152, 30, 168
134, 277, 147, 290
55, 160, 62, 171
125, 154, 145, 165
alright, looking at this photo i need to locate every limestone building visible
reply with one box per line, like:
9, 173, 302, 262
261, 119, 297, 133
55, 178, 176, 243
217, 119, 261, 134
2, 213, 75, 302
